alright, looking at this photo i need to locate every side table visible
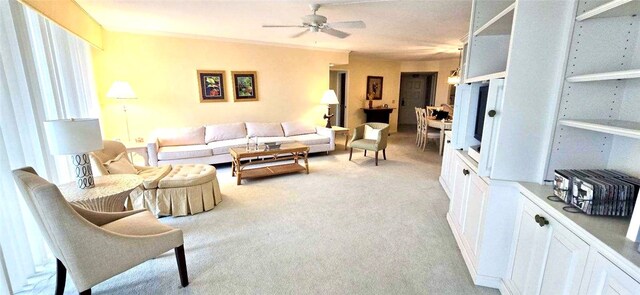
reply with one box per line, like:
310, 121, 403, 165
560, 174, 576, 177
331, 126, 350, 151
122, 141, 149, 165
59, 174, 143, 212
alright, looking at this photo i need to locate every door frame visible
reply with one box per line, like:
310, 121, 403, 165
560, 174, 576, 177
330, 69, 349, 128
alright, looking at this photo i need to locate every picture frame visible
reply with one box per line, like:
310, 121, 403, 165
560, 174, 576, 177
231, 71, 258, 101
366, 76, 383, 100
197, 70, 226, 102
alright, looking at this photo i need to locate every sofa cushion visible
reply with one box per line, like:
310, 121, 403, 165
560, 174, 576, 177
136, 165, 172, 189
287, 134, 330, 146
157, 145, 212, 161
281, 121, 316, 137
205, 123, 247, 143
246, 122, 284, 137
155, 127, 205, 147
207, 138, 247, 155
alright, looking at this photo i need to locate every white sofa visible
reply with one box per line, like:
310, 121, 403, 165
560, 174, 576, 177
147, 122, 335, 166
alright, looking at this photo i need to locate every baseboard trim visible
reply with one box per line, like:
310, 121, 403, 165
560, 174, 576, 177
446, 214, 502, 289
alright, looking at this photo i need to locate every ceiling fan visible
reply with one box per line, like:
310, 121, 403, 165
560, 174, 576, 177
262, 4, 366, 39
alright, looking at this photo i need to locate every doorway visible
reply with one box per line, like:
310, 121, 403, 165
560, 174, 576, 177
329, 70, 347, 127
398, 72, 437, 126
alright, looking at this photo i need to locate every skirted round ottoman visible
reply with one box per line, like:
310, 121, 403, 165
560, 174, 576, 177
156, 164, 222, 217
130, 164, 222, 217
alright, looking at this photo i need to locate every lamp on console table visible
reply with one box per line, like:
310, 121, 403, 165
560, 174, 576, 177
321, 90, 339, 128
44, 118, 103, 189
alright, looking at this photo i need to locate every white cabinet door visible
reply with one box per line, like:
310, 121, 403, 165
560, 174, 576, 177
508, 197, 590, 295
584, 253, 640, 295
461, 171, 489, 262
450, 155, 471, 228
539, 218, 589, 295
509, 197, 552, 295
478, 78, 505, 177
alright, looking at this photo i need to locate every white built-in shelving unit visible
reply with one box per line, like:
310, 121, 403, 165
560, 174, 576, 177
546, 0, 640, 182
472, 3, 515, 37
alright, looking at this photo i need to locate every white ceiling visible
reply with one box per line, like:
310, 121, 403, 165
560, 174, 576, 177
76, 0, 471, 61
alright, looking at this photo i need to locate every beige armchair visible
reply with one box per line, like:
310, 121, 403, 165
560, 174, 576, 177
348, 123, 390, 166
12, 167, 188, 294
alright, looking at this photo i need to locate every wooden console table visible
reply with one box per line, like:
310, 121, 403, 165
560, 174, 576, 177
362, 108, 394, 124
229, 142, 310, 185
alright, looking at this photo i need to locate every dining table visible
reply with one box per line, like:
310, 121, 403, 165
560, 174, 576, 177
427, 118, 453, 155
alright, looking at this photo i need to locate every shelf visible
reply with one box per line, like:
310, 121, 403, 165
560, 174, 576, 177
464, 71, 506, 83
473, 3, 516, 36
559, 119, 640, 139
566, 69, 640, 82
576, 0, 640, 21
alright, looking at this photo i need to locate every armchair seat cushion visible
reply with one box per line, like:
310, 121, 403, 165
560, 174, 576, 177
350, 139, 379, 151
136, 165, 172, 189
158, 164, 217, 188
287, 134, 330, 145
157, 145, 212, 160
101, 211, 179, 237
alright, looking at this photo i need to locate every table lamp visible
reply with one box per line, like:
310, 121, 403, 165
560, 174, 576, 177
321, 90, 339, 128
44, 118, 103, 189
106, 81, 136, 142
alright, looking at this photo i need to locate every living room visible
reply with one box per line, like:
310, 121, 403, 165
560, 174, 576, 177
3, 0, 640, 294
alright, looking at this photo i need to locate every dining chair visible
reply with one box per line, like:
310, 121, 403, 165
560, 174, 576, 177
414, 107, 423, 146
420, 108, 440, 151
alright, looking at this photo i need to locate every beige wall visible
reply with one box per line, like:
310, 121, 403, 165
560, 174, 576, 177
333, 55, 401, 133
92, 30, 348, 140
400, 58, 459, 106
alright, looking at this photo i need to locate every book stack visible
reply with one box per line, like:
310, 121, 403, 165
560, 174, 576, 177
554, 170, 640, 216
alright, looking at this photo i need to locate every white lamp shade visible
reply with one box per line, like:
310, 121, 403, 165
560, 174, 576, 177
44, 119, 103, 155
447, 75, 460, 85
106, 81, 136, 99
320, 90, 339, 105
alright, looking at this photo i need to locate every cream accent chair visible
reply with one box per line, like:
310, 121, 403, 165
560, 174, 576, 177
12, 167, 188, 295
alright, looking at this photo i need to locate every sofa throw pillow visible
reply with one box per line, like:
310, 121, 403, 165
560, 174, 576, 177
104, 152, 138, 174
364, 125, 380, 141
155, 127, 205, 147
205, 123, 247, 143
246, 122, 285, 137
281, 121, 316, 137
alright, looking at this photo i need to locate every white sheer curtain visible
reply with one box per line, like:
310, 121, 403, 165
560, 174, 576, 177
0, 0, 100, 292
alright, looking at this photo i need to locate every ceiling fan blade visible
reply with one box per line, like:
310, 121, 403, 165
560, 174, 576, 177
321, 27, 350, 39
290, 30, 309, 38
262, 25, 305, 28
327, 21, 366, 29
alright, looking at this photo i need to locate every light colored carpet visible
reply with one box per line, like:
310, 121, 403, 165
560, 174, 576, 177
27, 128, 499, 295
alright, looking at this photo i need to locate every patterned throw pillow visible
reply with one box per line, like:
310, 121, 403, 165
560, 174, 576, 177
104, 152, 137, 174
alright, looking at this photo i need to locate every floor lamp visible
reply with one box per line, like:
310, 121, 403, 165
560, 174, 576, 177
106, 81, 137, 142
43, 118, 103, 189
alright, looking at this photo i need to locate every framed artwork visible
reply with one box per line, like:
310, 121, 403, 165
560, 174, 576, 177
366, 76, 383, 100
231, 71, 258, 101
197, 70, 226, 102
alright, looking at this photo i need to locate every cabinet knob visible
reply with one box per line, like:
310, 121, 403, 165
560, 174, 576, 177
447, 140, 451, 143
488, 110, 497, 117
534, 214, 549, 227
462, 169, 470, 176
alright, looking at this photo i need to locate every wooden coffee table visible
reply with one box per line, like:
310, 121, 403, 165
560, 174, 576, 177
229, 142, 310, 185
